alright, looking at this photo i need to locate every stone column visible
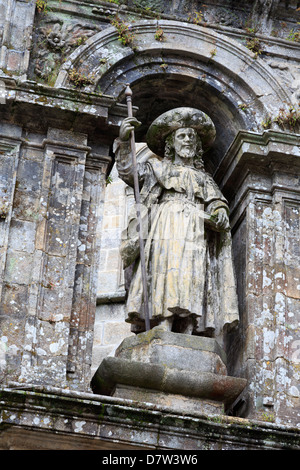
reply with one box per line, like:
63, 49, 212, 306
215, 130, 300, 425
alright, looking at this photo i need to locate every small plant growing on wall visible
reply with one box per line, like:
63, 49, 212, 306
106, 175, 113, 186
68, 68, 95, 88
287, 27, 300, 42
238, 103, 248, 112
287, 8, 300, 41
155, 28, 165, 42
76, 36, 87, 46
274, 106, 300, 130
159, 62, 168, 72
243, 18, 263, 58
210, 47, 217, 58
111, 16, 135, 47
187, 10, 204, 25
261, 115, 272, 130
36, 0, 50, 13
246, 37, 263, 58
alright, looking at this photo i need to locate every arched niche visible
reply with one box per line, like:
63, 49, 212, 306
55, 20, 290, 171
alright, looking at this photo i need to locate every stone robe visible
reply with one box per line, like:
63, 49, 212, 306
114, 140, 239, 338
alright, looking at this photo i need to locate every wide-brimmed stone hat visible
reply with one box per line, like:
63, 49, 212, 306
146, 107, 216, 158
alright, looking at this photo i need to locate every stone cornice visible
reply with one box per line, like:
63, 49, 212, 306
0, 77, 133, 135
1, 384, 300, 450
0, 77, 127, 115
215, 130, 300, 188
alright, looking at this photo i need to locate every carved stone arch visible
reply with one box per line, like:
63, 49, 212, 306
55, 20, 290, 169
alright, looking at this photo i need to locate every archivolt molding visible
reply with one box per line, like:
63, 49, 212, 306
54, 19, 294, 169
55, 20, 290, 115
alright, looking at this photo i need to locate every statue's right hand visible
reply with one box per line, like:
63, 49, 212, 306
119, 117, 141, 141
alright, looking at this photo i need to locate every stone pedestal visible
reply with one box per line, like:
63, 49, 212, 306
91, 328, 247, 415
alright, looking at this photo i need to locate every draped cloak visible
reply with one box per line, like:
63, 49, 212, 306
114, 140, 239, 338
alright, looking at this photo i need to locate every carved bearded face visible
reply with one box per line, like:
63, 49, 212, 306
173, 127, 199, 159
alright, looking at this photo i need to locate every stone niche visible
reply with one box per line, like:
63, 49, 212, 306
0, 1, 299, 447
91, 327, 247, 415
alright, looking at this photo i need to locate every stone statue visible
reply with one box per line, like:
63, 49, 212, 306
113, 107, 239, 344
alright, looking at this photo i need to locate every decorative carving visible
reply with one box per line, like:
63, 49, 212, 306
131, 0, 165, 12
205, 7, 243, 28
32, 22, 101, 83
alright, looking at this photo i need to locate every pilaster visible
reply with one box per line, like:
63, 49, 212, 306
0, 125, 113, 390
215, 130, 300, 425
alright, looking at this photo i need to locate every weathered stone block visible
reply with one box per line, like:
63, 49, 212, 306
116, 328, 228, 375
92, 329, 247, 413
4, 250, 34, 285
0, 283, 29, 315
15, 158, 43, 192
12, 191, 40, 222
95, 303, 127, 323
6, 51, 23, 72
8, 220, 36, 253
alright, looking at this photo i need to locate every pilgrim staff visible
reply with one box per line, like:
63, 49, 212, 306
124, 83, 151, 332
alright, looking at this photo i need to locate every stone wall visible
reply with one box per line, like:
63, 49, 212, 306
0, 121, 110, 389
0, 0, 299, 449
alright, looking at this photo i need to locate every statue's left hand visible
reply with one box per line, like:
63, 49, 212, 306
212, 208, 230, 231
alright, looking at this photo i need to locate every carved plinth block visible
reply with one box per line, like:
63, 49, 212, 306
115, 327, 228, 374
113, 386, 225, 415
91, 328, 247, 414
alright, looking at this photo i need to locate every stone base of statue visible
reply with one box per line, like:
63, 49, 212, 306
91, 327, 247, 415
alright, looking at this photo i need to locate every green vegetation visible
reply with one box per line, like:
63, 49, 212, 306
260, 107, 300, 131
261, 115, 272, 130
287, 28, 300, 42
245, 37, 263, 58
36, 0, 51, 14
187, 10, 204, 25
274, 106, 300, 130
210, 47, 217, 58
154, 28, 165, 41
68, 68, 95, 88
238, 103, 248, 112
111, 15, 135, 47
